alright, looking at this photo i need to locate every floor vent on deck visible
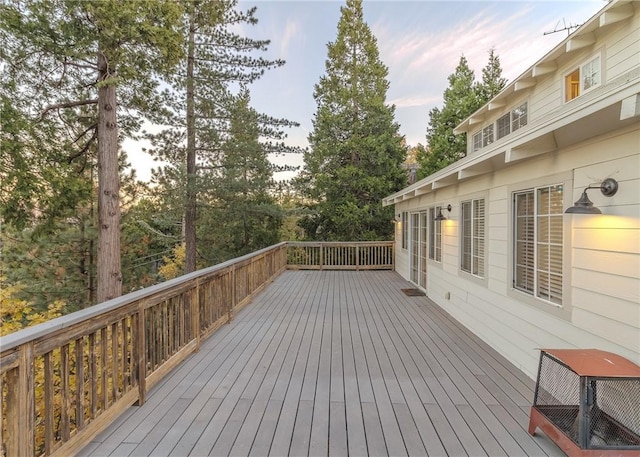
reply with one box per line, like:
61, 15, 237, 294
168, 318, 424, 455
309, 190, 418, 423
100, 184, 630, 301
401, 288, 426, 297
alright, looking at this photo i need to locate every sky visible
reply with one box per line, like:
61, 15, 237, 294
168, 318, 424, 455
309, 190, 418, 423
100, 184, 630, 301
125, 0, 607, 182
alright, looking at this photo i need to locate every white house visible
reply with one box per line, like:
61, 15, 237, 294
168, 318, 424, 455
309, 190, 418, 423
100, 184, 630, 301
383, 0, 640, 379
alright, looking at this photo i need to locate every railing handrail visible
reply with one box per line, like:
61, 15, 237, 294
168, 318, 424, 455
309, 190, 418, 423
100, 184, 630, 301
287, 241, 393, 246
0, 242, 288, 353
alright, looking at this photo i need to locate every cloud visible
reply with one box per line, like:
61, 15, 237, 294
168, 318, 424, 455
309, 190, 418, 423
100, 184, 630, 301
375, 5, 536, 80
388, 94, 442, 108
279, 18, 302, 58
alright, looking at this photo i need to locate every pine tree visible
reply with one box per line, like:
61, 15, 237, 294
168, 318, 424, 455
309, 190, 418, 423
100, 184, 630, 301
480, 48, 507, 101
300, 0, 406, 241
420, 55, 479, 177
199, 90, 284, 262
147, 0, 297, 272
0, 0, 184, 302
419, 51, 507, 178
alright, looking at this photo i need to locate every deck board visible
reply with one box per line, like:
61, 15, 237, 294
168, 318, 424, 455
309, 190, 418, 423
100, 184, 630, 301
81, 270, 563, 456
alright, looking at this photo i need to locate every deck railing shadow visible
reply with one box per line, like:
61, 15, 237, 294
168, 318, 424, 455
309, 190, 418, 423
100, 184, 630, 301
0, 241, 393, 457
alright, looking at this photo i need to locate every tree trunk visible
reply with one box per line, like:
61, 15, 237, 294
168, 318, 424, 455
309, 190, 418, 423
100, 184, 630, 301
184, 6, 197, 274
96, 50, 122, 302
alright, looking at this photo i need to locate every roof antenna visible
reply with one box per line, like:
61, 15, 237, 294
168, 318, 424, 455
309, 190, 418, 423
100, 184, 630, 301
544, 18, 582, 36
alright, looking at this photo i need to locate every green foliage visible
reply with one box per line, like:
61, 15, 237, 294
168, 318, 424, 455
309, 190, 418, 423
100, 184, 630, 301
120, 190, 182, 290
420, 55, 479, 177
146, 0, 299, 268
299, 0, 407, 241
419, 50, 507, 178
0, 0, 185, 302
480, 48, 508, 101
1, 214, 94, 313
198, 90, 284, 262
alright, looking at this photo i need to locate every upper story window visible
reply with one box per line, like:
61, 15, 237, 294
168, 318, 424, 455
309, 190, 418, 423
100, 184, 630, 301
511, 102, 528, 131
473, 131, 482, 152
472, 102, 528, 152
482, 125, 494, 147
565, 55, 601, 102
497, 113, 510, 139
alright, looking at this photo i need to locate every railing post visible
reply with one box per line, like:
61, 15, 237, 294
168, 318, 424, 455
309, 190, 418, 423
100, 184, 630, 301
135, 303, 147, 406
319, 244, 323, 270
356, 245, 360, 271
9, 342, 35, 457
392, 242, 395, 271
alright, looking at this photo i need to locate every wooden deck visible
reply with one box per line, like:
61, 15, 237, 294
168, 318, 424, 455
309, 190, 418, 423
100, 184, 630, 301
78, 271, 563, 457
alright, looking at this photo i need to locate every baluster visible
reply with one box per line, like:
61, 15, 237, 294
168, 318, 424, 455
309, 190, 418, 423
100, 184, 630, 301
111, 322, 119, 401
89, 333, 97, 419
61, 344, 70, 441
122, 319, 129, 390
75, 337, 85, 431
100, 327, 108, 411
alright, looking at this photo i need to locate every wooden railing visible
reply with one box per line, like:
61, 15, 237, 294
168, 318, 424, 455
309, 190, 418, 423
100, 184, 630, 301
0, 241, 393, 456
286, 241, 394, 270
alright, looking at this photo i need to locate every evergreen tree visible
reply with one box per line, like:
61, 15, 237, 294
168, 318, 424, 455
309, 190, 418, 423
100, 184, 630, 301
147, 0, 297, 272
419, 50, 507, 178
0, 0, 184, 302
480, 48, 507, 101
199, 90, 284, 262
420, 55, 478, 177
299, 0, 406, 241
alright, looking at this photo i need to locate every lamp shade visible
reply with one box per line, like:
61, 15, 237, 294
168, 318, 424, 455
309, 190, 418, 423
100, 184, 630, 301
435, 208, 447, 221
565, 190, 602, 214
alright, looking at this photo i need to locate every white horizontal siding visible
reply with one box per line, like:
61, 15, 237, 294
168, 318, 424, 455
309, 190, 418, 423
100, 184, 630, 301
573, 307, 639, 353
573, 288, 639, 326
394, 125, 640, 378
604, 10, 640, 80
529, 71, 562, 119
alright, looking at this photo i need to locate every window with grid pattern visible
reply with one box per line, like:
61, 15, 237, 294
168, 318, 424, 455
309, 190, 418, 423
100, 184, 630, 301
473, 132, 482, 152
513, 185, 563, 305
512, 102, 528, 132
497, 113, 510, 139
429, 206, 442, 262
565, 55, 601, 102
461, 199, 485, 277
482, 125, 494, 147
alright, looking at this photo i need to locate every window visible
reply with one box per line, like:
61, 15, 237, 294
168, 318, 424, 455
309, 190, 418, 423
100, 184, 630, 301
401, 211, 408, 250
472, 131, 482, 152
461, 199, 485, 277
582, 57, 600, 91
475, 102, 528, 153
565, 55, 601, 102
429, 206, 442, 262
513, 185, 563, 305
511, 102, 527, 132
497, 113, 510, 139
482, 125, 494, 147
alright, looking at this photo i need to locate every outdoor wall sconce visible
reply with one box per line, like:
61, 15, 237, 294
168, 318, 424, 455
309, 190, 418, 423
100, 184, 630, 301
565, 178, 618, 214
435, 204, 452, 221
